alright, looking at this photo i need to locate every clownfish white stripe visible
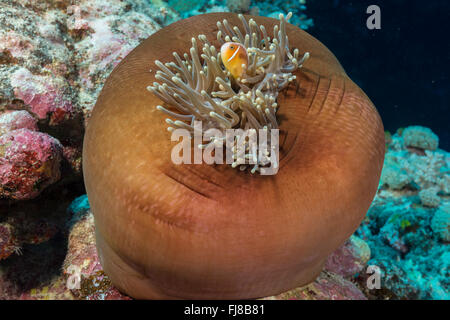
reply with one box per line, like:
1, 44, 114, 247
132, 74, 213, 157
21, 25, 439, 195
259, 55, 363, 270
228, 45, 240, 63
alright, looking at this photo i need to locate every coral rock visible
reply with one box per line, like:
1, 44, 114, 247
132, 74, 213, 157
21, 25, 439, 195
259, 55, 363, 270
226, 0, 251, 13
0, 128, 62, 200
431, 203, 450, 242
10, 67, 74, 122
263, 270, 367, 300
63, 207, 130, 300
355, 127, 450, 299
380, 165, 411, 190
8, 211, 59, 246
324, 235, 371, 278
419, 187, 441, 208
0, 2, 75, 125
381, 130, 449, 193
68, 0, 160, 115
0, 0, 163, 267
403, 126, 439, 151
0, 110, 38, 135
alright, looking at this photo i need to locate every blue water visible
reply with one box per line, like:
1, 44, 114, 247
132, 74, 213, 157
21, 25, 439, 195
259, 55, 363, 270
305, 0, 449, 150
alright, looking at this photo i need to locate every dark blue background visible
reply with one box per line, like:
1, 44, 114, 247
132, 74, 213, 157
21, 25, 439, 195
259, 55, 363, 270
305, 0, 449, 150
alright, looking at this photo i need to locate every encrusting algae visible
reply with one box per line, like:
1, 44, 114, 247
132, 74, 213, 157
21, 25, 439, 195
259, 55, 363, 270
147, 12, 309, 173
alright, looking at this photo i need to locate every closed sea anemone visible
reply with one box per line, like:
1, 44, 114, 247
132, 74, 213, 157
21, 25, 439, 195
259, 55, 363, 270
83, 13, 385, 299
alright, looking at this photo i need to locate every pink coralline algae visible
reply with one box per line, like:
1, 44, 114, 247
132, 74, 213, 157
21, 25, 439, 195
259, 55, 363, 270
0, 0, 163, 179
0, 0, 171, 201
0, 110, 38, 134
0, 2, 166, 299
66, 0, 161, 116
355, 129, 449, 299
10, 68, 74, 123
263, 271, 367, 300
63, 208, 130, 300
262, 235, 372, 300
0, 2, 74, 122
0, 128, 62, 200
324, 235, 371, 278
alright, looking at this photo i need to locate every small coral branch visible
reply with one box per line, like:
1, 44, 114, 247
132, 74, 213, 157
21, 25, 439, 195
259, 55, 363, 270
147, 13, 309, 172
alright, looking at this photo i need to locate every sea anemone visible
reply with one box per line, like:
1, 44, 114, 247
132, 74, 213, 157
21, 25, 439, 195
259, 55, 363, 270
83, 13, 385, 299
148, 13, 309, 173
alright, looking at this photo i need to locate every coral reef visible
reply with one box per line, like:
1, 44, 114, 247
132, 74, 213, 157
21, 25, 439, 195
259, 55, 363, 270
0, 111, 38, 134
431, 203, 450, 242
263, 270, 367, 300
324, 235, 371, 278
0, 128, 62, 200
167, 0, 208, 15
419, 187, 440, 208
0, 0, 447, 301
66, 0, 161, 118
226, 0, 251, 13
63, 197, 130, 300
356, 126, 449, 300
0, 222, 17, 260
251, 0, 313, 29
380, 127, 448, 193
403, 125, 439, 151
0, 0, 165, 189
0, 0, 165, 265
165, 0, 313, 30
0, 190, 79, 262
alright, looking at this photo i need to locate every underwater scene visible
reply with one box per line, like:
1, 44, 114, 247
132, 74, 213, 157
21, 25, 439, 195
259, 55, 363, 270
0, 0, 448, 302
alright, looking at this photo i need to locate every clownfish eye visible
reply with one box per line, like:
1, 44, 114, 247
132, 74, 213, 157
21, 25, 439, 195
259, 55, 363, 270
230, 46, 235, 49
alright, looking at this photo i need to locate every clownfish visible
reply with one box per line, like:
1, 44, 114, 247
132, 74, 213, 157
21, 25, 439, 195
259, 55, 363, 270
220, 42, 248, 79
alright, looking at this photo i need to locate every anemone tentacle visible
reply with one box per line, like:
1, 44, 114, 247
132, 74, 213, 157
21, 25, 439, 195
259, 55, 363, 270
147, 13, 309, 172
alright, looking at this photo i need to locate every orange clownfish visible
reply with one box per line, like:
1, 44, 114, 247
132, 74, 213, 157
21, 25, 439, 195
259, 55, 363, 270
220, 42, 248, 79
